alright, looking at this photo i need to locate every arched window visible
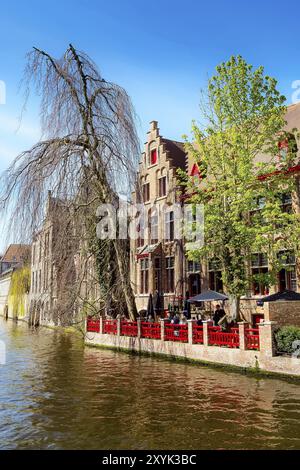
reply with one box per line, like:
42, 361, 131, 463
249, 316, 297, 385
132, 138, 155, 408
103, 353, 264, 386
155, 169, 160, 197
148, 141, 158, 166
165, 256, 175, 293
142, 175, 150, 202
158, 168, 167, 197
148, 207, 158, 244
165, 209, 174, 241
150, 148, 157, 165
140, 258, 149, 294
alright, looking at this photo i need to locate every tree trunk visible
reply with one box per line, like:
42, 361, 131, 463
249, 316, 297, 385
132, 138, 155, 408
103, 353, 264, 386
113, 239, 137, 321
228, 294, 241, 322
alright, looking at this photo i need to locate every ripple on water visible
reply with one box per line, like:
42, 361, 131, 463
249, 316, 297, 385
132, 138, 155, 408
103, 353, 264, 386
0, 319, 300, 449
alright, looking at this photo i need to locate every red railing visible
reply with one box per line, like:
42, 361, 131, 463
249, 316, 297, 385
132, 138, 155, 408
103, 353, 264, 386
229, 327, 239, 334
193, 325, 204, 344
141, 322, 161, 339
245, 328, 260, 350
86, 316, 100, 333
91, 317, 260, 351
121, 321, 138, 337
164, 324, 188, 343
208, 326, 239, 348
103, 319, 117, 335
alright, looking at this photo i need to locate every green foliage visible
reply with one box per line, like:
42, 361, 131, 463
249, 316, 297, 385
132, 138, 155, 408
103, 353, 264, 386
85, 206, 127, 317
275, 326, 300, 354
183, 55, 300, 298
8, 266, 31, 317
81, 299, 99, 318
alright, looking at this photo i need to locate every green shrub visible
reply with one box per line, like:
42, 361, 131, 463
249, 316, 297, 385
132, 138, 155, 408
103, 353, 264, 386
275, 326, 300, 354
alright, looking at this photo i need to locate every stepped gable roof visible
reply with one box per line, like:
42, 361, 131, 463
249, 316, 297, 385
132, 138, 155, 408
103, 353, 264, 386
161, 138, 187, 170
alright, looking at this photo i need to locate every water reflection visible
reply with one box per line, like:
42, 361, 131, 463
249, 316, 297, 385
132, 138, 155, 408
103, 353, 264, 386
0, 319, 300, 449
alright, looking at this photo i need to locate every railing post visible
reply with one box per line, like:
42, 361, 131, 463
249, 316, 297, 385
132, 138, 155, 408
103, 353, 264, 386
99, 316, 103, 335
187, 319, 195, 345
137, 318, 141, 338
202, 320, 210, 346
117, 317, 121, 337
160, 319, 165, 341
258, 321, 277, 357
238, 321, 248, 351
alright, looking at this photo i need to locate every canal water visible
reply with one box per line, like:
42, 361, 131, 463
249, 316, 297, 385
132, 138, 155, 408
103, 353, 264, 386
0, 319, 300, 450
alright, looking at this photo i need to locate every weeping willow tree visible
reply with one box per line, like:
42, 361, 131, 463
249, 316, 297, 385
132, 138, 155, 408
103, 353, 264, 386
8, 266, 31, 318
0, 45, 140, 322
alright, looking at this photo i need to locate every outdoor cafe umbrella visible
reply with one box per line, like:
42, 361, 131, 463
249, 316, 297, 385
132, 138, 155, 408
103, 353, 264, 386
187, 290, 228, 317
188, 290, 228, 303
153, 291, 162, 317
260, 290, 300, 302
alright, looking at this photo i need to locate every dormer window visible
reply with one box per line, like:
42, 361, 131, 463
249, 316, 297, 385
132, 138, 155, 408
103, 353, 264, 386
190, 163, 200, 177
278, 139, 289, 161
150, 148, 157, 165
190, 163, 201, 184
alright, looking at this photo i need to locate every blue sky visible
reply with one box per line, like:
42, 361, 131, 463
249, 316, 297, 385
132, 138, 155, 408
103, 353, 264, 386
1, 0, 300, 249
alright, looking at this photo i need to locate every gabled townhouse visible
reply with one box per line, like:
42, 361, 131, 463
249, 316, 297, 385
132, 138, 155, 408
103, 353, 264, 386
130, 121, 189, 313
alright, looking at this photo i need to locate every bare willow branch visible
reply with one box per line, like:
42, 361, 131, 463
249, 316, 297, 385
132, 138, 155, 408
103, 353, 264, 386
0, 44, 140, 324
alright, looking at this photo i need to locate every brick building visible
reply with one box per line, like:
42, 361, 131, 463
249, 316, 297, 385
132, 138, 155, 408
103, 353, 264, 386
131, 106, 300, 321
29, 191, 77, 326
0, 244, 31, 275
0, 244, 31, 319
186, 103, 300, 303
130, 121, 187, 313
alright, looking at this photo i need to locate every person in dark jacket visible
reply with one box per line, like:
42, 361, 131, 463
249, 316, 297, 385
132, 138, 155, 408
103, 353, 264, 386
213, 304, 226, 326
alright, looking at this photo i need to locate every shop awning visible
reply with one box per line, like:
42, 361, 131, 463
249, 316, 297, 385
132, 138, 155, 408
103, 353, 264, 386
136, 243, 161, 259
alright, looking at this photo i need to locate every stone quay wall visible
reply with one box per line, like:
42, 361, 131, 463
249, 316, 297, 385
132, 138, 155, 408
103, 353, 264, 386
85, 319, 300, 379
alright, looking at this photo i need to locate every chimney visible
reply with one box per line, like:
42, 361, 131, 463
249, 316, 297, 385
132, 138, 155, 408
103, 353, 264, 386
150, 120, 158, 131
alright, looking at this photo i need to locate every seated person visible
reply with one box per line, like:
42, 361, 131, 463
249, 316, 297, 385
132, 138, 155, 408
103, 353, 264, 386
213, 304, 226, 326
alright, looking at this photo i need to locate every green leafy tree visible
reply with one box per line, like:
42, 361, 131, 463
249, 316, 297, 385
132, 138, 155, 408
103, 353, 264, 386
8, 266, 31, 319
183, 56, 300, 321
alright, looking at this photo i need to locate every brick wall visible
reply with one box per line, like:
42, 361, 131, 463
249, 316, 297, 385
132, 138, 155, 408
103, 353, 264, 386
264, 301, 300, 326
